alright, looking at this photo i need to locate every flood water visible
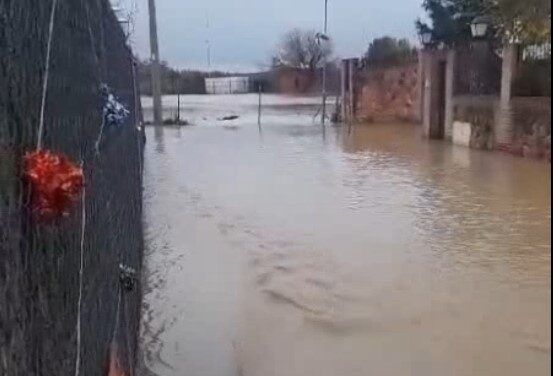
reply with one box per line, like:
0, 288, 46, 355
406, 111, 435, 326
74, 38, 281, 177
140, 94, 551, 376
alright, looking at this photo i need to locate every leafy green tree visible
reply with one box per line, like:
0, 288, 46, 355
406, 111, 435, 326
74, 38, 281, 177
364, 37, 416, 65
416, 0, 491, 46
416, 0, 551, 45
495, 0, 551, 43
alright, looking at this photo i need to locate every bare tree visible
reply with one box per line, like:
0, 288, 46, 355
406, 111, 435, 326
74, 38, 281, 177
274, 28, 333, 71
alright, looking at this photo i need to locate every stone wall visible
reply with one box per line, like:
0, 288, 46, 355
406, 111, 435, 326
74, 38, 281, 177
420, 44, 550, 161
510, 97, 551, 160
355, 64, 420, 123
451, 96, 551, 161
452, 96, 497, 150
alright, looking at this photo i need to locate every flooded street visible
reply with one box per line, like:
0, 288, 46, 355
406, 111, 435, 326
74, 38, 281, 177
141, 94, 551, 376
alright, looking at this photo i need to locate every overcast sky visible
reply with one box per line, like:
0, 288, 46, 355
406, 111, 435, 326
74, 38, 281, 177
116, 0, 425, 72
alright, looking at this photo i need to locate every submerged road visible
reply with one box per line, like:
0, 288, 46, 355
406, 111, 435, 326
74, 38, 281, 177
140, 94, 551, 376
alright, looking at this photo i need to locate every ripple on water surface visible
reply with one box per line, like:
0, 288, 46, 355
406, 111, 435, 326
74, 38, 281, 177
140, 95, 551, 376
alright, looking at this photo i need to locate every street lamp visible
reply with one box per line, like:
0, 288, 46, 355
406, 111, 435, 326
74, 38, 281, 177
419, 30, 433, 48
320, 0, 329, 126
317, 31, 331, 126
471, 15, 492, 39
316, 32, 330, 44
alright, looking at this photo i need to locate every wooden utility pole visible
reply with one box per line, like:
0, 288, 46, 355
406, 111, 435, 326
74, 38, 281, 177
148, 0, 163, 125
206, 12, 212, 77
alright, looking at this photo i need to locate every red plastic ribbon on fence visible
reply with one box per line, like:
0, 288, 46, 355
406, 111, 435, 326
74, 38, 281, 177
24, 150, 84, 219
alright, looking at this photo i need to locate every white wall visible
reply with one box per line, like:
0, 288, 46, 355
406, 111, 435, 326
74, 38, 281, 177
452, 121, 472, 147
205, 77, 251, 94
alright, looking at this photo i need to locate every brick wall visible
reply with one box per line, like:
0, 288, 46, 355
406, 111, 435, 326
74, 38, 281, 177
510, 97, 551, 160
451, 95, 551, 161
355, 64, 420, 123
452, 96, 497, 150
274, 68, 317, 94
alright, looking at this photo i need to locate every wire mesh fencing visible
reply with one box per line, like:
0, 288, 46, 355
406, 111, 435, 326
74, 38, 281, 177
0, 0, 144, 375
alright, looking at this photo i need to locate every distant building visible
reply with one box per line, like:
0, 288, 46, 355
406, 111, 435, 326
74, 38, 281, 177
205, 76, 251, 94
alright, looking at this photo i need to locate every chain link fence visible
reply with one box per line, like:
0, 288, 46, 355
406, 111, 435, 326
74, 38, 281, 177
0, 0, 144, 375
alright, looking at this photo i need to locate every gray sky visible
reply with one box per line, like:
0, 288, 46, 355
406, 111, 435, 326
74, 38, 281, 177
117, 0, 425, 72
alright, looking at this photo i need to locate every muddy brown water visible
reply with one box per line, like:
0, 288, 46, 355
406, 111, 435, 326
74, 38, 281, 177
140, 95, 551, 376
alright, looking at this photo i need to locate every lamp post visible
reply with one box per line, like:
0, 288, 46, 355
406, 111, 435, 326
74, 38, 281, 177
469, 14, 494, 95
470, 15, 492, 39
419, 30, 433, 48
417, 28, 435, 134
320, 0, 329, 126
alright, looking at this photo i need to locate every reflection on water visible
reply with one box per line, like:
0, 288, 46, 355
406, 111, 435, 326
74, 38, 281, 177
141, 95, 551, 376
